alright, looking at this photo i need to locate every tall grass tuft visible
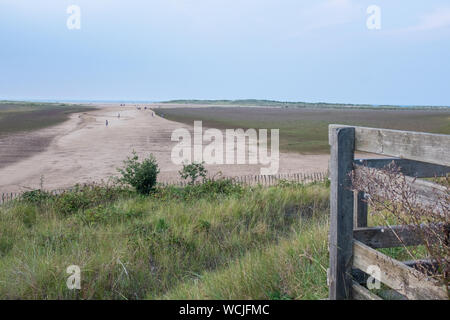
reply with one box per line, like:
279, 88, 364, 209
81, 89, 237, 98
0, 180, 330, 299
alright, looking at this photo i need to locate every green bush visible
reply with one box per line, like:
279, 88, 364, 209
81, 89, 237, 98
21, 189, 53, 205
153, 178, 244, 202
53, 183, 130, 215
179, 162, 207, 185
188, 178, 243, 198
53, 190, 90, 215
117, 151, 160, 195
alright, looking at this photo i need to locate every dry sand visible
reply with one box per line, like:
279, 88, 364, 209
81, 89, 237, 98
0, 104, 331, 193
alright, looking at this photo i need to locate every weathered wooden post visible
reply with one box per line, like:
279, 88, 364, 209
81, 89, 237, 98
328, 125, 355, 300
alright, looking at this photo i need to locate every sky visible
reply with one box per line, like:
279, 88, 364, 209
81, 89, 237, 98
1, 0, 450, 106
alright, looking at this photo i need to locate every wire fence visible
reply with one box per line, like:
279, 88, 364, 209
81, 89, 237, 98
1, 171, 328, 205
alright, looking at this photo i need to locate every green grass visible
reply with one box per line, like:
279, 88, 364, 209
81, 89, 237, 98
0, 181, 331, 299
0, 180, 432, 299
161, 221, 329, 300
0, 101, 96, 136
156, 107, 450, 154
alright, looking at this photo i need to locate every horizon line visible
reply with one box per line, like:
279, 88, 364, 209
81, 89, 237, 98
2, 98, 450, 109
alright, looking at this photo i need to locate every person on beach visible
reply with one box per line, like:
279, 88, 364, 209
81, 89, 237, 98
106, 120, 109, 126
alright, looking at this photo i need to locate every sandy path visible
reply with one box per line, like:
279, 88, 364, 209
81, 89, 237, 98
0, 104, 330, 193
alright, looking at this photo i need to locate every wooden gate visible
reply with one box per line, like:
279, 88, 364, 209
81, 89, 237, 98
328, 124, 449, 300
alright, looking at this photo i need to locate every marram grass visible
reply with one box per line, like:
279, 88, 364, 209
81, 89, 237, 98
0, 182, 330, 299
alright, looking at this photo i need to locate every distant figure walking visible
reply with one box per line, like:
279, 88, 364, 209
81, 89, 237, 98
118, 113, 120, 118
106, 120, 109, 126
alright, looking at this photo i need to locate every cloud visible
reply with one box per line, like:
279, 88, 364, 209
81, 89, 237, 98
399, 7, 450, 33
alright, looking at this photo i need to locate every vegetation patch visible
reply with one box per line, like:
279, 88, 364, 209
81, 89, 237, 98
155, 107, 450, 154
0, 180, 331, 299
0, 101, 96, 136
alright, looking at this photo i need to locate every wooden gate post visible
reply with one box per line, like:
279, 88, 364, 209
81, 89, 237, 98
329, 126, 355, 299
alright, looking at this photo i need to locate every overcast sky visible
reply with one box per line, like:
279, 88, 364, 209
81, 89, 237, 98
1, 0, 450, 105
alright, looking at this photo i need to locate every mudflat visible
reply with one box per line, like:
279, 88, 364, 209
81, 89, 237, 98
0, 104, 330, 193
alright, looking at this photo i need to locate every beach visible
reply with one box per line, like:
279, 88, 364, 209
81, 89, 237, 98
0, 104, 330, 193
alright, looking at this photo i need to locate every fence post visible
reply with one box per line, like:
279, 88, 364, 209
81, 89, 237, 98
329, 126, 355, 300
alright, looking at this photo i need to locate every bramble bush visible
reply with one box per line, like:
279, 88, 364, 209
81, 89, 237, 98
53, 183, 131, 215
21, 189, 53, 204
152, 178, 244, 202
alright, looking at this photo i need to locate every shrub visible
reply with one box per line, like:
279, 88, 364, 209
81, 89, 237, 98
117, 151, 160, 195
193, 178, 243, 197
21, 189, 53, 205
54, 187, 92, 215
153, 178, 244, 202
179, 162, 207, 185
53, 183, 130, 215
352, 163, 450, 297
